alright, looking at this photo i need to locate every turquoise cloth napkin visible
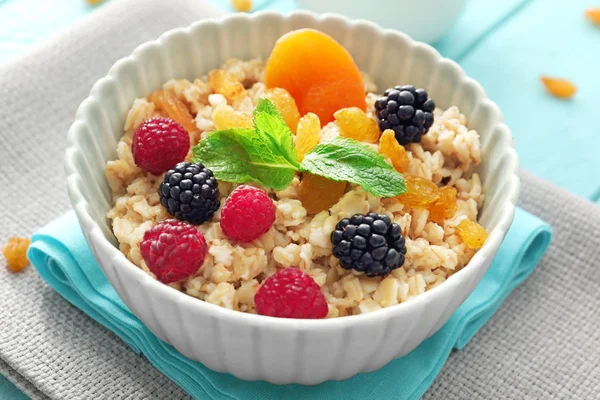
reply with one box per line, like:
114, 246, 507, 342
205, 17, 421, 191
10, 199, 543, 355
28, 208, 551, 400
0, 376, 29, 400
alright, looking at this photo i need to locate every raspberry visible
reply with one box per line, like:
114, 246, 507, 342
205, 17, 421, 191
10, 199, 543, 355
159, 162, 220, 224
132, 117, 190, 175
220, 185, 276, 242
331, 213, 407, 277
140, 219, 207, 284
255, 268, 328, 319
375, 85, 435, 145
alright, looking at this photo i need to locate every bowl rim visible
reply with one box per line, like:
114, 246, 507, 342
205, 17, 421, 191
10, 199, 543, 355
65, 10, 520, 329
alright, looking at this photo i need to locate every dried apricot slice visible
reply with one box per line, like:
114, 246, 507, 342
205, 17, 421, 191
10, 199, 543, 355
295, 113, 321, 162
334, 107, 381, 143
212, 105, 253, 130
585, 8, 600, 25
3, 237, 30, 272
148, 89, 198, 134
298, 173, 347, 214
378, 129, 409, 172
265, 29, 366, 125
540, 76, 577, 99
427, 186, 458, 223
456, 219, 488, 249
397, 175, 440, 208
208, 69, 247, 101
263, 88, 301, 133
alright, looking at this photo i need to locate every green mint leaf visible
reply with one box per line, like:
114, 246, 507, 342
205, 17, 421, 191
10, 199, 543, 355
253, 98, 300, 169
192, 100, 301, 191
300, 137, 406, 197
193, 98, 405, 196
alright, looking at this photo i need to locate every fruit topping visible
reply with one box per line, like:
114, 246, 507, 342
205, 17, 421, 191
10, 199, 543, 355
427, 186, 458, 223
294, 112, 321, 162
262, 88, 301, 133
255, 267, 328, 319
159, 162, 220, 224
375, 85, 435, 144
193, 98, 406, 197
397, 175, 440, 208
132, 117, 190, 175
298, 173, 346, 214
212, 105, 253, 130
208, 69, 247, 102
140, 219, 207, 283
264, 29, 366, 124
378, 129, 409, 173
540, 76, 577, 99
148, 89, 198, 134
456, 219, 488, 249
220, 185, 276, 242
334, 107, 381, 143
331, 213, 407, 277
3, 237, 30, 272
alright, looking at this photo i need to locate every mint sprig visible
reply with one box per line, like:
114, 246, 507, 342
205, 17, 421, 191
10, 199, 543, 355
192, 98, 406, 196
193, 99, 299, 190
301, 137, 405, 197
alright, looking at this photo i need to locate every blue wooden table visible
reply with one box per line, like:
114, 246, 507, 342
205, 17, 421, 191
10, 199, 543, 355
1, 0, 599, 398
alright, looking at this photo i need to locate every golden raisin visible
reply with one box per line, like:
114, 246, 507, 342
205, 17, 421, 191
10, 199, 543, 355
3, 237, 31, 272
334, 107, 381, 143
456, 219, 488, 249
212, 105, 253, 130
427, 186, 458, 222
298, 173, 347, 214
540, 76, 577, 99
231, 0, 252, 12
208, 69, 247, 102
378, 129, 409, 172
397, 175, 440, 208
585, 8, 600, 25
295, 113, 321, 162
262, 88, 301, 133
148, 89, 198, 134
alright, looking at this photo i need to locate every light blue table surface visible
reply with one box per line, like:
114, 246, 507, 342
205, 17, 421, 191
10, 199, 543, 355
1, 0, 598, 398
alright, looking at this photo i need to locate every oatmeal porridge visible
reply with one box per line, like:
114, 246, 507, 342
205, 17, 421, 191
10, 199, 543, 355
105, 29, 486, 319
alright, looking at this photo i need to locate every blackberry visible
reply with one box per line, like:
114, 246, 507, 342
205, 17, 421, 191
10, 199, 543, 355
374, 85, 435, 145
330, 213, 407, 277
159, 162, 220, 224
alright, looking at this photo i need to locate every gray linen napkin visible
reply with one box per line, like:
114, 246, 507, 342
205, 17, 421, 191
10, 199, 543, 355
0, 0, 598, 399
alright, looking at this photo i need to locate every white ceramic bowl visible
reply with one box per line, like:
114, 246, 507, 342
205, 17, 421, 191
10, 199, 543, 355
296, 0, 467, 44
65, 11, 519, 385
